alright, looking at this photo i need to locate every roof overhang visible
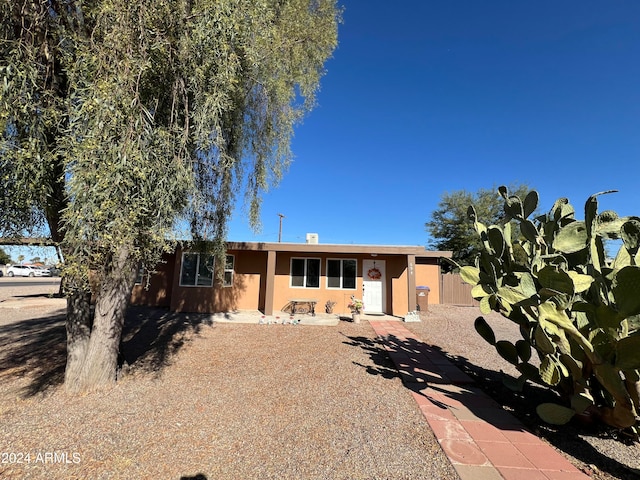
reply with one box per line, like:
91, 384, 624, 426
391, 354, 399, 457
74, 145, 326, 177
225, 241, 452, 258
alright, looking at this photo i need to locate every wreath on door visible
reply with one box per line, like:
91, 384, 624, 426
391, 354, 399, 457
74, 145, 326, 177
367, 267, 381, 280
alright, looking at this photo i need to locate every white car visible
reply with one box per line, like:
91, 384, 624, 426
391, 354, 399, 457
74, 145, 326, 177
6, 265, 51, 277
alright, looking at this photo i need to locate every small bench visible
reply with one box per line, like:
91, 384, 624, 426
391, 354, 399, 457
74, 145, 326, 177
288, 298, 318, 316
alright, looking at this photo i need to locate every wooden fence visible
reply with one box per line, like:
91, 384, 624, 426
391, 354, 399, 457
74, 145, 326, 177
440, 273, 479, 306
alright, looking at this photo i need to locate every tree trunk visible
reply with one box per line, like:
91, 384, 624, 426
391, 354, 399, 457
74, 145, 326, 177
64, 288, 93, 389
61, 234, 93, 390
65, 246, 137, 393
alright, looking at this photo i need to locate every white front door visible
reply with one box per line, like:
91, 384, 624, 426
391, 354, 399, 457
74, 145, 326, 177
362, 259, 385, 314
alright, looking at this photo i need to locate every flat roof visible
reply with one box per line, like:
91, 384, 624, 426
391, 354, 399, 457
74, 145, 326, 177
0, 237, 452, 259
226, 241, 452, 258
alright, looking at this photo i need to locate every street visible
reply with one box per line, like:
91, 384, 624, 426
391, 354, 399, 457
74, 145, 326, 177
0, 276, 62, 305
0, 277, 61, 288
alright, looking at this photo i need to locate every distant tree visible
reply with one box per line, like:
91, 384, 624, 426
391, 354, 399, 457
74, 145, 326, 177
426, 184, 533, 269
0, 247, 10, 264
30, 256, 41, 264
17, 254, 24, 264
1, 0, 340, 392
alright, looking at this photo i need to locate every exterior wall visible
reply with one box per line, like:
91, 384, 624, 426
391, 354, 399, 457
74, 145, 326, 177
130, 252, 176, 307
169, 248, 268, 313
143, 243, 448, 316
272, 253, 411, 317
384, 255, 410, 316
232, 250, 267, 310
415, 258, 442, 306
272, 252, 365, 315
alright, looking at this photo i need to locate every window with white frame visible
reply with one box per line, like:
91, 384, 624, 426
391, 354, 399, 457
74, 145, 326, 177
134, 263, 145, 285
180, 252, 215, 287
290, 258, 320, 288
223, 254, 234, 287
327, 259, 357, 289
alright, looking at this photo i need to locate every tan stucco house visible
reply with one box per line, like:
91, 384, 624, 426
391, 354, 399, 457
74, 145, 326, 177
131, 241, 451, 317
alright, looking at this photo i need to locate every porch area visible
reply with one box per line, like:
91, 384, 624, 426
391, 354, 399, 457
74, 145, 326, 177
205, 310, 404, 326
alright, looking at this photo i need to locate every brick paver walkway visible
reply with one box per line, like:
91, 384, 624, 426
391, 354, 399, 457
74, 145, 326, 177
369, 320, 590, 480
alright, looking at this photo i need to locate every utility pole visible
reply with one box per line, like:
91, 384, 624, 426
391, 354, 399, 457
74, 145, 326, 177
278, 213, 285, 242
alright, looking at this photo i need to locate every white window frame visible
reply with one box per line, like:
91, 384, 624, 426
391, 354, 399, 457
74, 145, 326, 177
290, 257, 321, 289
134, 263, 145, 285
223, 254, 234, 287
179, 252, 215, 287
326, 258, 357, 290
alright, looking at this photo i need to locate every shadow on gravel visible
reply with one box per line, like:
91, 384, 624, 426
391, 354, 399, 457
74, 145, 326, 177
0, 306, 213, 397
179, 473, 208, 480
0, 313, 67, 396
341, 335, 401, 381
119, 306, 213, 376
10, 292, 63, 299
344, 332, 640, 480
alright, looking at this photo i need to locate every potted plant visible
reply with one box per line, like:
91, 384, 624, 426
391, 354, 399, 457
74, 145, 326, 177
348, 295, 364, 323
325, 300, 337, 314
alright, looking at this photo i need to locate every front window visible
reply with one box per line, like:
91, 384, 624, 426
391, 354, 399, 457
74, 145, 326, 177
327, 259, 357, 289
223, 255, 234, 287
135, 263, 145, 285
180, 253, 215, 287
290, 258, 320, 288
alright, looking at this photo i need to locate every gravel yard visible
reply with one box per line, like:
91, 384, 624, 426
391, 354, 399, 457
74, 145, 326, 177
1, 279, 639, 479
0, 279, 456, 480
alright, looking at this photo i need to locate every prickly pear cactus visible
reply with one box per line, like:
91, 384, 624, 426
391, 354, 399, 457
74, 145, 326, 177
457, 186, 640, 437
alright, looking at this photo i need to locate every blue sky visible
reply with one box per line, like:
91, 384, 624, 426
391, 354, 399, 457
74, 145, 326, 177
4, 1, 640, 263
227, 0, 640, 247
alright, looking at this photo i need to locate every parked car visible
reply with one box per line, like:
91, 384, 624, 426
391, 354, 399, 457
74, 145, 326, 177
45, 265, 61, 277
36, 267, 52, 277
6, 265, 51, 277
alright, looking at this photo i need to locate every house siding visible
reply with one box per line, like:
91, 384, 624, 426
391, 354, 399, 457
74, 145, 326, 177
232, 250, 267, 311
168, 248, 268, 313
130, 243, 450, 316
415, 258, 442, 305
130, 252, 175, 308
273, 252, 363, 315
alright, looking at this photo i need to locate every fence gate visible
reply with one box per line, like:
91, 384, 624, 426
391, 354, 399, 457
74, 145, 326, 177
440, 273, 479, 306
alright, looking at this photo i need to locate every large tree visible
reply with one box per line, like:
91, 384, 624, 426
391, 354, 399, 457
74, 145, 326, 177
426, 184, 532, 269
1, 0, 340, 392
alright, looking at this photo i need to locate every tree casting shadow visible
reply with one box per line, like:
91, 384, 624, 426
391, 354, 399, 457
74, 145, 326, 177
344, 333, 640, 480
0, 306, 214, 397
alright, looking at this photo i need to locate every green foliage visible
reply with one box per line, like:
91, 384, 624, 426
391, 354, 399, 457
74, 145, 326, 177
536, 403, 577, 425
1, 0, 340, 280
0, 247, 10, 264
1, 0, 340, 390
426, 184, 533, 269
458, 186, 640, 437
